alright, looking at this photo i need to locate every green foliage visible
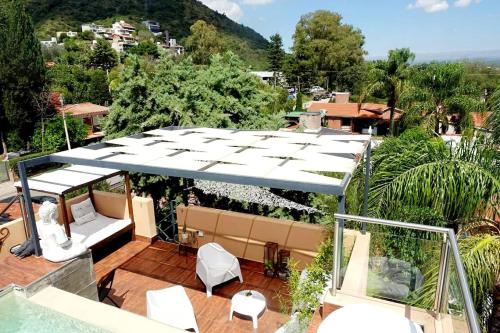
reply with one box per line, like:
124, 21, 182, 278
287, 10, 365, 92
89, 38, 118, 70
268, 33, 285, 72
295, 92, 303, 111
410, 235, 500, 329
32, 115, 88, 151
401, 62, 484, 134
104, 53, 285, 138
185, 20, 225, 65
284, 238, 333, 329
363, 48, 415, 134
486, 87, 500, 144
360, 128, 499, 224
78, 30, 94, 41
48, 64, 111, 105
128, 40, 160, 59
58, 38, 90, 66
0, 0, 46, 150
26, 0, 268, 51
7, 149, 56, 177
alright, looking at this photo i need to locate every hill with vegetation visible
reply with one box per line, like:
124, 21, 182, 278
24, 0, 269, 68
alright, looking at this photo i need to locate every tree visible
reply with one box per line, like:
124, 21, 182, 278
32, 115, 88, 152
185, 20, 225, 65
401, 63, 483, 134
48, 64, 111, 105
104, 52, 284, 138
487, 87, 500, 144
128, 40, 160, 59
267, 33, 284, 73
365, 48, 415, 135
0, 0, 45, 153
348, 127, 499, 326
289, 10, 365, 92
89, 39, 117, 71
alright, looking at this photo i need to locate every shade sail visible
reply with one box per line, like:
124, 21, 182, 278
14, 165, 120, 195
49, 127, 370, 195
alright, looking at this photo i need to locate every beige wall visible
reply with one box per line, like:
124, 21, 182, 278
177, 204, 327, 269
0, 218, 27, 259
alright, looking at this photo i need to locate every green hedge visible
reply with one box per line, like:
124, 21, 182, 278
8, 151, 57, 178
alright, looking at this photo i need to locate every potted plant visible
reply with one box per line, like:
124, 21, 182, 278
264, 260, 275, 277
245, 290, 253, 297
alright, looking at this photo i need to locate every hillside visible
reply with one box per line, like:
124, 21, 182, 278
25, 0, 269, 68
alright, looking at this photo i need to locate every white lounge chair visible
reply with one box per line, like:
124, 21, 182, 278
196, 242, 243, 297
146, 285, 200, 333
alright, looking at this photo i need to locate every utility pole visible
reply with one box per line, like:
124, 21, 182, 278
59, 96, 72, 150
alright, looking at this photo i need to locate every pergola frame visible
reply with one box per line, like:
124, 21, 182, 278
17, 127, 372, 256
16, 165, 134, 243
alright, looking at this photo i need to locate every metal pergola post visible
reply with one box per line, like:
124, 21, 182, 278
18, 157, 51, 256
334, 195, 345, 290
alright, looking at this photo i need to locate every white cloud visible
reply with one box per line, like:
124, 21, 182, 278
408, 0, 450, 12
200, 0, 243, 22
454, 0, 480, 8
240, 0, 274, 4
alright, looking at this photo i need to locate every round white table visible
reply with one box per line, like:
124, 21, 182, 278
317, 303, 424, 333
229, 290, 266, 329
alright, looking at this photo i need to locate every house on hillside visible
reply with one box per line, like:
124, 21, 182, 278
306, 101, 401, 135
251, 71, 285, 85
56, 31, 78, 40
112, 21, 136, 36
59, 102, 109, 140
142, 20, 162, 36
111, 34, 137, 53
40, 37, 58, 48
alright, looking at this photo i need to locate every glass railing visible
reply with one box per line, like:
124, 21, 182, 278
332, 214, 481, 333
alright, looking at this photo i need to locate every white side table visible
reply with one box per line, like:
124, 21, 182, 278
229, 290, 266, 329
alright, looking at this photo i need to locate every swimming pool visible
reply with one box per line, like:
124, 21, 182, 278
0, 289, 110, 333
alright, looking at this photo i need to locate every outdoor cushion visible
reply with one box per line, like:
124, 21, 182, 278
70, 198, 97, 225
196, 242, 243, 297
70, 213, 132, 248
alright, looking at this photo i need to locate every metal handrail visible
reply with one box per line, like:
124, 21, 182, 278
332, 213, 481, 333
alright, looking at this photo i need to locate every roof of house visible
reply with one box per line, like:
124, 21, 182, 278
118, 21, 135, 29
307, 102, 402, 120
471, 112, 491, 129
61, 102, 109, 117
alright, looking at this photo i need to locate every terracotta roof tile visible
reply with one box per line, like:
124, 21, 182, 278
307, 102, 401, 120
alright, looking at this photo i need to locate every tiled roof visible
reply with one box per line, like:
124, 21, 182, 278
61, 102, 109, 117
307, 102, 401, 120
470, 112, 491, 129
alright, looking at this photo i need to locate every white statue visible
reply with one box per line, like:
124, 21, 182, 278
37, 201, 87, 262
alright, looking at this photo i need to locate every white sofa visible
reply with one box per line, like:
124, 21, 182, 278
70, 213, 132, 248
196, 243, 243, 297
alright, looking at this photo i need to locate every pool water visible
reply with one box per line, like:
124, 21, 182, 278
0, 291, 110, 333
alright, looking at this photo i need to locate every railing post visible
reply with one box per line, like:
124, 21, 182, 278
434, 234, 450, 314
332, 216, 340, 295
361, 139, 371, 234
334, 196, 346, 290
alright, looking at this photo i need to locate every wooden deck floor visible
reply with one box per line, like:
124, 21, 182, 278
0, 255, 62, 288
103, 240, 290, 333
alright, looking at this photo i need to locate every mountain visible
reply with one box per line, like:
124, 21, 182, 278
25, 0, 269, 68
367, 49, 500, 64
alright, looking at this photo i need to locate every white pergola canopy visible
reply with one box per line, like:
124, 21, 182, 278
49, 127, 370, 195
14, 165, 120, 195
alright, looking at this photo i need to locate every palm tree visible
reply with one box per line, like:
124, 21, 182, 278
487, 88, 500, 144
351, 127, 500, 329
401, 62, 483, 135
361, 48, 414, 135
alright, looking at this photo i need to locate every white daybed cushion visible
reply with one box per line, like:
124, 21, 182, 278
70, 213, 132, 248
70, 198, 97, 225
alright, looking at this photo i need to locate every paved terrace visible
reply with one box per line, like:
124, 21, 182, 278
98, 240, 289, 332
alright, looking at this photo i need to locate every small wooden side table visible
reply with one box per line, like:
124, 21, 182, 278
178, 232, 197, 256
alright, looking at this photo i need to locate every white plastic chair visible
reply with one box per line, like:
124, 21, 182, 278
146, 285, 200, 333
196, 242, 243, 297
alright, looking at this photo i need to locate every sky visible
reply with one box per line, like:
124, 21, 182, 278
199, 0, 500, 58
